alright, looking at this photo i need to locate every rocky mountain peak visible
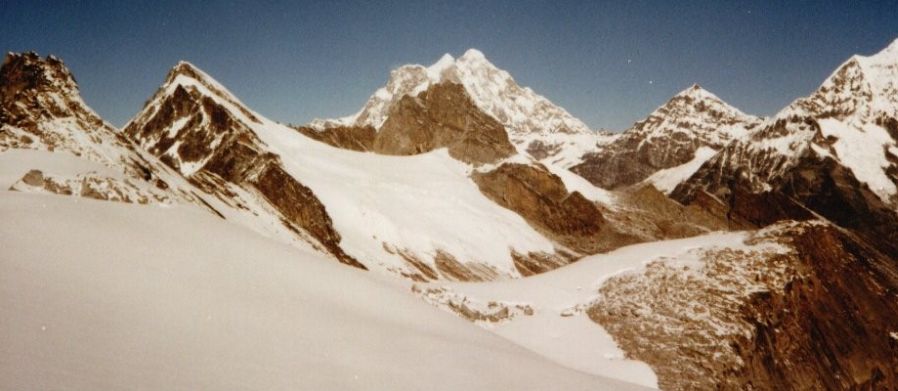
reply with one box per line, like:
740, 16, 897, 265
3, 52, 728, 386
0, 51, 121, 159
631, 84, 758, 143
1, 52, 79, 97
571, 85, 760, 190
780, 39, 898, 121
310, 49, 593, 136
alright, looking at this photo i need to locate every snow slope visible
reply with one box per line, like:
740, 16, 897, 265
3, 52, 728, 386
417, 231, 765, 389
641, 146, 718, 194
131, 62, 562, 278
0, 191, 646, 391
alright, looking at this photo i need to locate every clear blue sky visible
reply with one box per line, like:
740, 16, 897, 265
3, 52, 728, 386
2, 1, 897, 130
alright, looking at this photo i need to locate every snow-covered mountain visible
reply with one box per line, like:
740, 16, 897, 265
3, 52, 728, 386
312, 49, 592, 135
124, 59, 623, 280
309, 49, 611, 166
779, 38, 898, 121
672, 39, 898, 258
571, 84, 762, 191
5, 39, 898, 391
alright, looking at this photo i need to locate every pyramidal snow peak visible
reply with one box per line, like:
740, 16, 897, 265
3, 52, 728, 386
311, 48, 593, 136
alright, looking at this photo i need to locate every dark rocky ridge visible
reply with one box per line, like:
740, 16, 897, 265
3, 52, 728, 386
294, 124, 376, 152
672, 117, 898, 259
0, 52, 199, 204
124, 64, 365, 269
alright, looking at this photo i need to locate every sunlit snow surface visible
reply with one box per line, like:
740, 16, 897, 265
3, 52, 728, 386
0, 191, 648, 391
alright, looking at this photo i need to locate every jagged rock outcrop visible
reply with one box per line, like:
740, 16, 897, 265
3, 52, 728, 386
124, 62, 365, 269
572, 84, 761, 190
373, 82, 516, 164
589, 221, 898, 390
1, 53, 173, 189
9, 168, 173, 203
0, 52, 206, 208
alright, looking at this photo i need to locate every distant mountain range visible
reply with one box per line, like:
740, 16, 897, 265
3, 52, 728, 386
2, 38, 898, 389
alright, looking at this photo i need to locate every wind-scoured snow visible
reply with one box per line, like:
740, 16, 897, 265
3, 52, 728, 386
0, 191, 645, 391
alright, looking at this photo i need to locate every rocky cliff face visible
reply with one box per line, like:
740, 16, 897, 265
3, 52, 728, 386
589, 220, 898, 390
572, 85, 762, 190
374, 82, 516, 165
294, 124, 375, 151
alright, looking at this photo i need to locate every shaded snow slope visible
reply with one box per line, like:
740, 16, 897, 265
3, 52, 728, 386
0, 192, 646, 391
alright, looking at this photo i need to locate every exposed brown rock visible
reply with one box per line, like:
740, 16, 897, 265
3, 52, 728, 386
603, 184, 730, 241
381, 242, 438, 282
732, 224, 898, 390
510, 250, 575, 277
673, 133, 898, 258
588, 221, 898, 390
253, 164, 365, 269
432, 249, 499, 282
294, 125, 376, 151
124, 74, 366, 270
10, 170, 170, 204
472, 162, 638, 254
374, 82, 516, 165
20, 169, 43, 186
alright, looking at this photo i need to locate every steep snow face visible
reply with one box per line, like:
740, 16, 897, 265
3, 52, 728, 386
0, 192, 645, 391
312, 49, 593, 136
127, 61, 563, 280
641, 146, 718, 194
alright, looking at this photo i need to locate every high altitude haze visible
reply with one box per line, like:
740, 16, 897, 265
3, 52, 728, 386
2, 0, 897, 130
